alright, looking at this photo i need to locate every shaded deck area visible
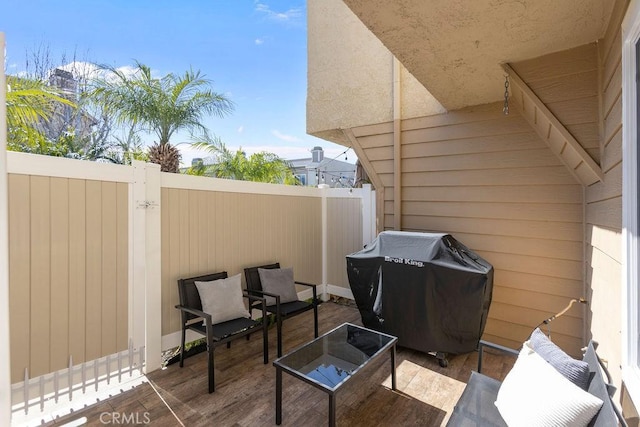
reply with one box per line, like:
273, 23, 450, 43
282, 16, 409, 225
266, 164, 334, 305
51, 301, 515, 426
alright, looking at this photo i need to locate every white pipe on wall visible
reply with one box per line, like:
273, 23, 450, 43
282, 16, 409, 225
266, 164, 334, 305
393, 57, 402, 230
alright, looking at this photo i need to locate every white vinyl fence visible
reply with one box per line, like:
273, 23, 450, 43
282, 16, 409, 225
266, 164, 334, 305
5, 151, 375, 424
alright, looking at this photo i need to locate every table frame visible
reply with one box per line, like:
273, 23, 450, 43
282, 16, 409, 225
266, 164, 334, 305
274, 323, 397, 427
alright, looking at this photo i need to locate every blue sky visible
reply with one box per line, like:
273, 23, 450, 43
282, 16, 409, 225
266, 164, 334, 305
0, 0, 355, 166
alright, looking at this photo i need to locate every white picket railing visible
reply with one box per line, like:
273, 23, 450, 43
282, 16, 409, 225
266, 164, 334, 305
11, 339, 145, 425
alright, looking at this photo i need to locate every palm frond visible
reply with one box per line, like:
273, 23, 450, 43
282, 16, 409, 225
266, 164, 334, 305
6, 76, 75, 130
89, 61, 234, 151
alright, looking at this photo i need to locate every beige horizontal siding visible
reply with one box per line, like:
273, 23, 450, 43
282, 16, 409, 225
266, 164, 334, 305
402, 216, 583, 242
511, 43, 600, 164
583, 0, 628, 393
402, 185, 583, 204
351, 102, 585, 354
8, 174, 128, 383
160, 189, 323, 336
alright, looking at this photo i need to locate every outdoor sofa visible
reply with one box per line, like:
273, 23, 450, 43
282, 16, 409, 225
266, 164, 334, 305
448, 331, 626, 426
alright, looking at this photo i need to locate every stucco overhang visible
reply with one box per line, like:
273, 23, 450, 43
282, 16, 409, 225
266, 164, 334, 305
342, 0, 615, 110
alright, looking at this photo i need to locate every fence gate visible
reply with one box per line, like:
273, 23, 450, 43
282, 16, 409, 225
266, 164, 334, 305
6, 155, 161, 425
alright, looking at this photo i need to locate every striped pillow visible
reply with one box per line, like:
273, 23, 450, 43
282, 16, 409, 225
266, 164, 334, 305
529, 328, 590, 390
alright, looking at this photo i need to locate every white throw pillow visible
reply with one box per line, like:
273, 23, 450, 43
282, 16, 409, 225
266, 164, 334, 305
195, 274, 250, 325
495, 342, 603, 427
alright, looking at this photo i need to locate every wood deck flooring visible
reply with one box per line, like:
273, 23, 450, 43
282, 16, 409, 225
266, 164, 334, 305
49, 301, 515, 426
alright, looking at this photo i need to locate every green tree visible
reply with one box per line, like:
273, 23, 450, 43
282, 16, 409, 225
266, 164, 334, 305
100, 125, 149, 165
13, 46, 119, 160
90, 62, 234, 172
191, 137, 299, 185
6, 75, 75, 154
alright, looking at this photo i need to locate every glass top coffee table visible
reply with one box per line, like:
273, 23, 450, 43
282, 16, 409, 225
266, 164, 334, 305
274, 323, 397, 426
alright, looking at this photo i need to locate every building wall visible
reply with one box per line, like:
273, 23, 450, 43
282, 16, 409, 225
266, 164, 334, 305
586, 0, 629, 395
350, 104, 585, 354
506, 21, 626, 386
343, 0, 628, 389
506, 0, 627, 392
510, 43, 601, 164
307, 0, 632, 411
306, 0, 445, 145
8, 174, 129, 382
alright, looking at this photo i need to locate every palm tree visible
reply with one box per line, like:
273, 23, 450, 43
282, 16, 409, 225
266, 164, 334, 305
98, 125, 149, 165
90, 62, 233, 172
6, 75, 75, 153
191, 136, 299, 185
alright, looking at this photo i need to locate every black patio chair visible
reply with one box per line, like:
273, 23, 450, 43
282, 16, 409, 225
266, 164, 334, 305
243, 263, 319, 357
176, 271, 268, 393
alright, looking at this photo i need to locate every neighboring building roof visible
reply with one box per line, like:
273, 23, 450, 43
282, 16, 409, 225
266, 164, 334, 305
184, 147, 356, 187
290, 146, 356, 187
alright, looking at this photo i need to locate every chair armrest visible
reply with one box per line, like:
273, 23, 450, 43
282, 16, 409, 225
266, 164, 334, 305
294, 281, 317, 288
242, 293, 269, 322
175, 305, 215, 331
294, 281, 319, 302
243, 293, 267, 304
477, 340, 519, 373
245, 289, 280, 299
175, 305, 211, 321
244, 289, 281, 303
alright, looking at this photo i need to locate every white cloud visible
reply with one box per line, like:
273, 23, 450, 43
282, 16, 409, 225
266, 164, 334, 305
271, 129, 301, 143
237, 126, 244, 134
114, 64, 146, 78
178, 145, 214, 168
55, 61, 156, 82
57, 61, 102, 79
255, 38, 264, 45
254, 2, 303, 23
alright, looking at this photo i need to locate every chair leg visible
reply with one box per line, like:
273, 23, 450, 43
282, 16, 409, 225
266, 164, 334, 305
246, 303, 254, 341
277, 315, 283, 358
262, 316, 269, 364
179, 327, 186, 368
313, 303, 319, 338
207, 335, 215, 393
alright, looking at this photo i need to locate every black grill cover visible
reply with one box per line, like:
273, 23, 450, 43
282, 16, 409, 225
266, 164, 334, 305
346, 231, 493, 355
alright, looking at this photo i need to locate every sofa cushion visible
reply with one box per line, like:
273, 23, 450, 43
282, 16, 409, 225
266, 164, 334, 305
529, 328, 591, 390
495, 342, 603, 427
448, 371, 507, 426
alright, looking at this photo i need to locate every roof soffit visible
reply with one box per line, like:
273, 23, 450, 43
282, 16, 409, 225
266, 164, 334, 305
342, 0, 615, 110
